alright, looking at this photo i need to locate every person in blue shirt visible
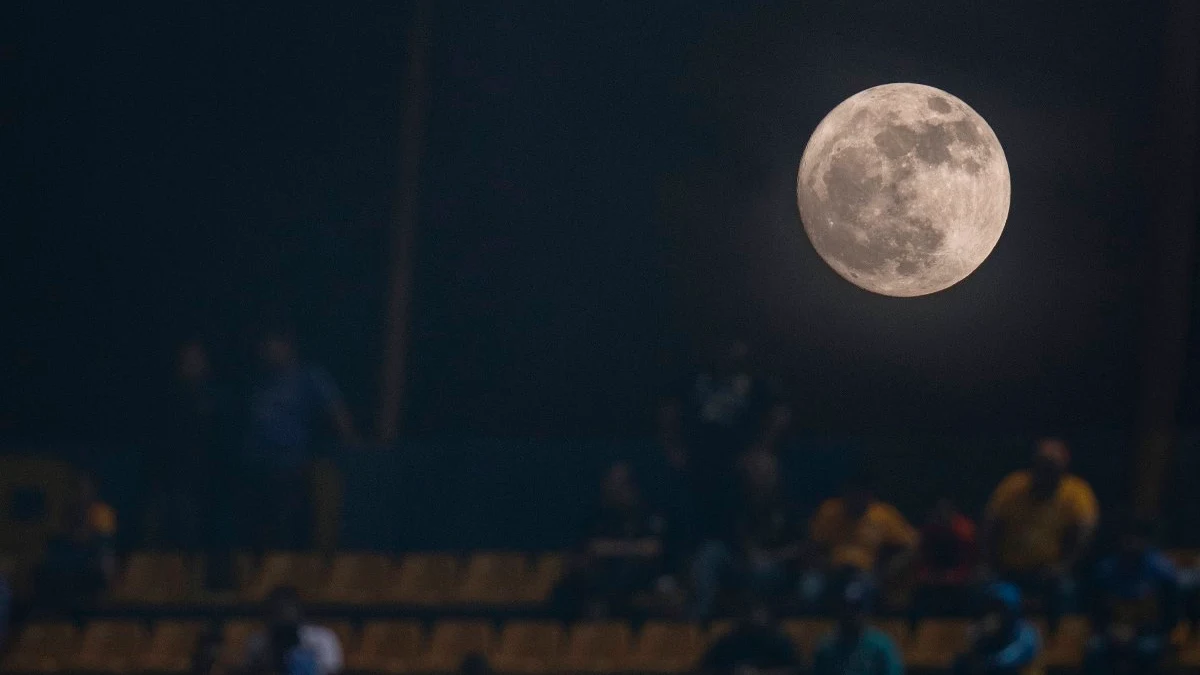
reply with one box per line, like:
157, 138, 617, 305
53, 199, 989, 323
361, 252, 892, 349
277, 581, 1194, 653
813, 577, 904, 675
953, 583, 1040, 675
245, 327, 355, 549
1084, 517, 1178, 675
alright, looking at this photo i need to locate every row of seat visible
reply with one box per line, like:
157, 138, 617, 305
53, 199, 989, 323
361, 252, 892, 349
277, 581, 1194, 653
106, 552, 564, 606
8, 615, 1195, 674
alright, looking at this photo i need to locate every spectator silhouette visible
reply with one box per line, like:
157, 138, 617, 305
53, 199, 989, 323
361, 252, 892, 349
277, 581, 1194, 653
982, 437, 1098, 630
691, 450, 801, 619
804, 471, 916, 612
812, 578, 904, 675
35, 474, 116, 612
245, 327, 354, 550
910, 497, 977, 625
701, 599, 802, 675
659, 338, 790, 540
1084, 516, 1178, 675
555, 462, 671, 618
953, 583, 1040, 675
148, 339, 236, 588
243, 586, 342, 675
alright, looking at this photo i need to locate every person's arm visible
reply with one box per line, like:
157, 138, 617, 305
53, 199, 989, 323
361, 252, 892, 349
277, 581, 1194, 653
880, 506, 919, 577
1056, 481, 1099, 573
982, 622, 1040, 670
980, 477, 1018, 574
310, 367, 357, 444
313, 627, 344, 674
658, 399, 686, 468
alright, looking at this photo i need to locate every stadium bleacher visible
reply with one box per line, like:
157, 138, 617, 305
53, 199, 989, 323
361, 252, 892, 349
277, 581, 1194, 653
6, 550, 1197, 673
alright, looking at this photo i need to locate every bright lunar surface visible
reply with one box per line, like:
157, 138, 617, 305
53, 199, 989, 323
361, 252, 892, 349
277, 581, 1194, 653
796, 83, 1010, 297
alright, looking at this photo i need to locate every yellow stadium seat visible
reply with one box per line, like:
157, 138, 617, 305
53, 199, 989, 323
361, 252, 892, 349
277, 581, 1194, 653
907, 619, 971, 670
217, 620, 263, 670
421, 620, 494, 673
490, 622, 563, 674
781, 619, 835, 659
111, 553, 192, 604
457, 552, 529, 605
72, 620, 147, 673
559, 621, 631, 673
347, 621, 425, 673
320, 553, 393, 604
520, 553, 565, 604
1033, 616, 1089, 669
243, 552, 328, 602
1175, 624, 1200, 669
389, 554, 460, 606
139, 621, 207, 673
1, 622, 79, 673
627, 622, 704, 673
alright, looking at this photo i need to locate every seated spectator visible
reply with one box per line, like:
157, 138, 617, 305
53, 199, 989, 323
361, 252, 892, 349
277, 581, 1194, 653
701, 599, 802, 675
1084, 516, 1178, 675
35, 474, 117, 611
804, 472, 917, 612
982, 438, 1098, 630
691, 451, 802, 619
243, 586, 343, 675
812, 578, 904, 675
953, 583, 1040, 675
910, 498, 977, 625
554, 462, 672, 618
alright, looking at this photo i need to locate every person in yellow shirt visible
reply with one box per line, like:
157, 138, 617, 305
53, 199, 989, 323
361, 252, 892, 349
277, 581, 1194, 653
981, 437, 1098, 630
803, 471, 918, 612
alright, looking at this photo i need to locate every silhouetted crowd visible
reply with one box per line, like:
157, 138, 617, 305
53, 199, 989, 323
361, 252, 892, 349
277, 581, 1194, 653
553, 339, 1187, 675
8, 336, 1197, 675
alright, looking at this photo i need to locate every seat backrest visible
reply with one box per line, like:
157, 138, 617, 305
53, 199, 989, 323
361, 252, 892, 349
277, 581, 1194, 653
114, 552, 190, 602
140, 620, 206, 671
629, 622, 703, 672
459, 552, 529, 603
1, 621, 79, 672
425, 620, 494, 670
522, 553, 564, 602
74, 620, 146, 670
561, 621, 631, 670
390, 553, 460, 604
908, 619, 971, 668
325, 553, 392, 600
494, 621, 563, 662
245, 552, 328, 601
358, 621, 425, 658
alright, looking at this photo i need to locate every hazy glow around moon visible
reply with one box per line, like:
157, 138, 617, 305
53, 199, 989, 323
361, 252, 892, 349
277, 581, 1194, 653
797, 83, 1010, 297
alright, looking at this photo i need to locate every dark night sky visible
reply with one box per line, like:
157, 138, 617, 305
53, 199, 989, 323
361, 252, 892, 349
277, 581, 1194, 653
2, 1, 1195, 442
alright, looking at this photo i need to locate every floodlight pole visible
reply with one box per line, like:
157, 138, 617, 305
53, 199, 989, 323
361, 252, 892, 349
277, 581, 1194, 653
1133, 0, 1199, 518
379, 0, 432, 443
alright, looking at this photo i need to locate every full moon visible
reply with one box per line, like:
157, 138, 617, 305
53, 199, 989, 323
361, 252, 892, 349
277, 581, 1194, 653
796, 83, 1010, 297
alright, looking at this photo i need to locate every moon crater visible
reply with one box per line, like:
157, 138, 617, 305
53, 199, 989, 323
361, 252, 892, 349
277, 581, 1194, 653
797, 83, 1010, 296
